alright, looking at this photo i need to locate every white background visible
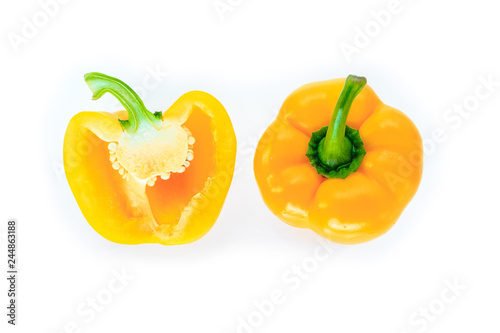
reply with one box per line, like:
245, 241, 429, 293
1, 0, 500, 332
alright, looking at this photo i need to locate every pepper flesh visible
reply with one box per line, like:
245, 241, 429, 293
64, 73, 236, 245
254, 76, 423, 244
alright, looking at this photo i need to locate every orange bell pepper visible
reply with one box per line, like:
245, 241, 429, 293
64, 73, 236, 245
254, 75, 423, 244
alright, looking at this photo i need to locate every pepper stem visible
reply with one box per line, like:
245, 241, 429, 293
317, 75, 367, 169
306, 75, 367, 179
84, 72, 162, 134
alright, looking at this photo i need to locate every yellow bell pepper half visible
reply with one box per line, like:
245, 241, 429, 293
64, 73, 236, 245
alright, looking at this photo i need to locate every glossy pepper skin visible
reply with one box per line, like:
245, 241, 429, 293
64, 73, 236, 245
254, 76, 423, 244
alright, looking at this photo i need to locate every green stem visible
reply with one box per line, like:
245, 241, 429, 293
84, 72, 162, 134
318, 75, 367, 168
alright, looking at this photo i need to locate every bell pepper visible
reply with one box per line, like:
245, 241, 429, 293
254, 75, 423, 244
64, 73, 236, 245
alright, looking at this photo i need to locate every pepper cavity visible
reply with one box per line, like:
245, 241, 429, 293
108, 123, 195, 186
